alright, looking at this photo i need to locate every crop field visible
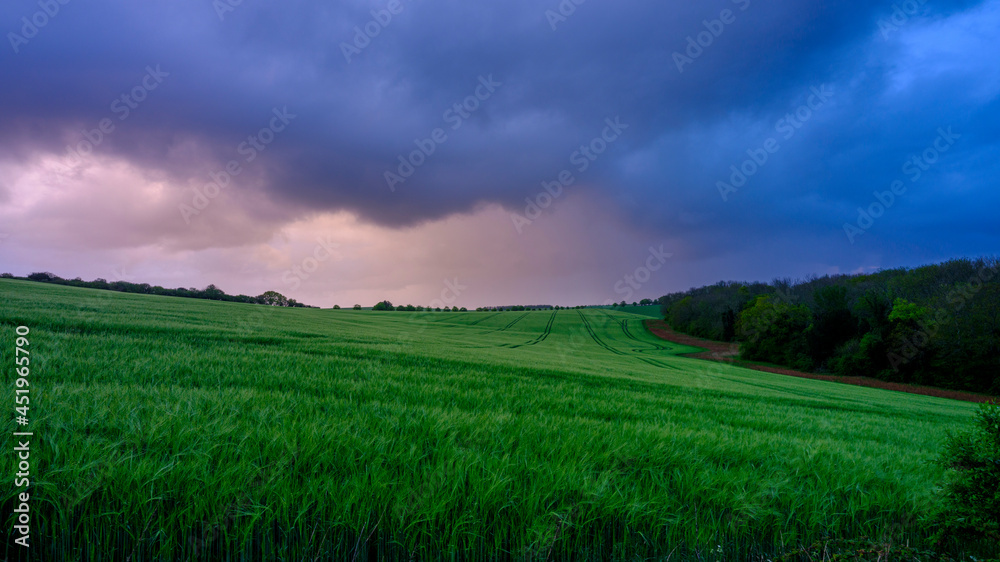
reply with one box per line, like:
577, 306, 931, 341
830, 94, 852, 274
0, 279, 983, 560
604, 305, 663, 318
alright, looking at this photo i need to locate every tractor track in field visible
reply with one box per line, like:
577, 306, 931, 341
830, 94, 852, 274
579, 311, 679, 370
486, 312, 530, 334
503, 310, 558, 348
468, 312, 500, 326
599, 310, 671, 352
577, 311, 626, 356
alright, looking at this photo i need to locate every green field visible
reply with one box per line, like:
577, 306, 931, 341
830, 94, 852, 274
605, 305, 663, 318
0, 280, 983, 560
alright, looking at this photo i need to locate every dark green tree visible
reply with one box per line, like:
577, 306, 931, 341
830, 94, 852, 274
257, 291, 289, 307
808, 285, 858, 365
737, 295, 812, 370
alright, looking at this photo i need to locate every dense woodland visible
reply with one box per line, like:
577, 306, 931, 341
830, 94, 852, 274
4, 272, 315, 308
659, 257, 1000, 395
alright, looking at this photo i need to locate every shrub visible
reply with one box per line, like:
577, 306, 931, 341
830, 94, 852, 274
933, 401, 1000, 551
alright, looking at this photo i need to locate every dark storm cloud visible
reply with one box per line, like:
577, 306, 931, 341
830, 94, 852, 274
1, 0, 998, 266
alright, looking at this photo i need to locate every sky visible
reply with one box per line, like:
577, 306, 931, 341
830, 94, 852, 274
1, 0, 998, 309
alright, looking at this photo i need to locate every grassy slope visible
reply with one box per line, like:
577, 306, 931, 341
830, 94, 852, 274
0, 280, 979, 560
607, 305, 663, 318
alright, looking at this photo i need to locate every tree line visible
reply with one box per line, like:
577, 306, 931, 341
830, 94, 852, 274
5, 272, 315, 308
370, 300, 467, 312
658, 257, 1000, 395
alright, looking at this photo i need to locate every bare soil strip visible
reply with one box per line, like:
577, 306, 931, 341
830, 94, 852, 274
644, 320, 994, 404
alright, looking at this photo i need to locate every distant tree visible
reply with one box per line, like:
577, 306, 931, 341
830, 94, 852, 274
333, 305, 341, 309
849, 287, 895, 376
737, 295, 812, 370
807, 285, 858, 365
372, 300, 394, 311
855, 287, 893, 335
721, 307, 738, 342
257, 291, 290, 306
885, 298, 932, 383
204, 284, 225, 300
460, 307, 468, 312
353, 304, 362, 310
27, 272, 59, 282
435, 307, 442, 312
0, 273, 13, 278
640, 298, 653, 306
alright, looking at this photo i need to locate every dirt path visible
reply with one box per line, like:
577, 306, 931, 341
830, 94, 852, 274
644, 320, 994, 404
